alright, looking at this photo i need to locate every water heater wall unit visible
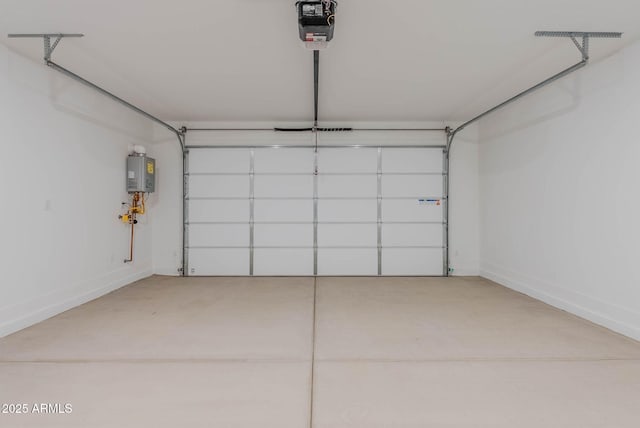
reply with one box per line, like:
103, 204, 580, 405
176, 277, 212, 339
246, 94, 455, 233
296, 1, 337, 44
127, 155, 155, 193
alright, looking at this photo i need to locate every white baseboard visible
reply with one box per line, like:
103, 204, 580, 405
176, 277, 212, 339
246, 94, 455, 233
152, 266, 182, 276
481, 262, 640, 342
450, 266, 480, 276
0, 265, 153, 338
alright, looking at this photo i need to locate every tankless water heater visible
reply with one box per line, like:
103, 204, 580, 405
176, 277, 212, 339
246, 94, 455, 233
126, 154, 155, 193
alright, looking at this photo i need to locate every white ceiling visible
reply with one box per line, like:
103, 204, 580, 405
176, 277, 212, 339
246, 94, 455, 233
2, 0, 640, 123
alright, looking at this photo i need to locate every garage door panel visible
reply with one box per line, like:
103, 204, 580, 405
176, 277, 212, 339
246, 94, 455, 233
382, 248, 443, 276
254, 200, 313, 222
318, 224, 377, 247
318, 249, 378, 276
383, 224, 443, 247
254, 175, 313, 198
254, 249, 314, 276
318, 200, 378, 222
318, 175, 377, 198
189, 248, 249, 276
188, 149, 249, 173
382, 148, 443, 173
254, 149, 314, 173
382, 175, 443, 198
189, 199, 249, 223
189, 175, 249, 198
188, 224, 249, 247
187, 146, 445, 277
382, 199, 443, 222
319, 149, 378, 173
254, 224, 313, 247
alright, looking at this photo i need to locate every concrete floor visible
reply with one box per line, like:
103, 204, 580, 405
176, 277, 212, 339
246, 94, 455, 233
1, 276, 639, 427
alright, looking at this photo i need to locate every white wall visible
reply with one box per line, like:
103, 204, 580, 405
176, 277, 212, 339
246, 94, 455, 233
151, 131, 184, 276
0, 43, 158, 337
449, 125, 480, 275
152, 121, 480, 277
478, 40, 640, 340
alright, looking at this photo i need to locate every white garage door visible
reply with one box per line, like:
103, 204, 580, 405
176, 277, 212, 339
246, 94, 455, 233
185, 137, 446, 276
